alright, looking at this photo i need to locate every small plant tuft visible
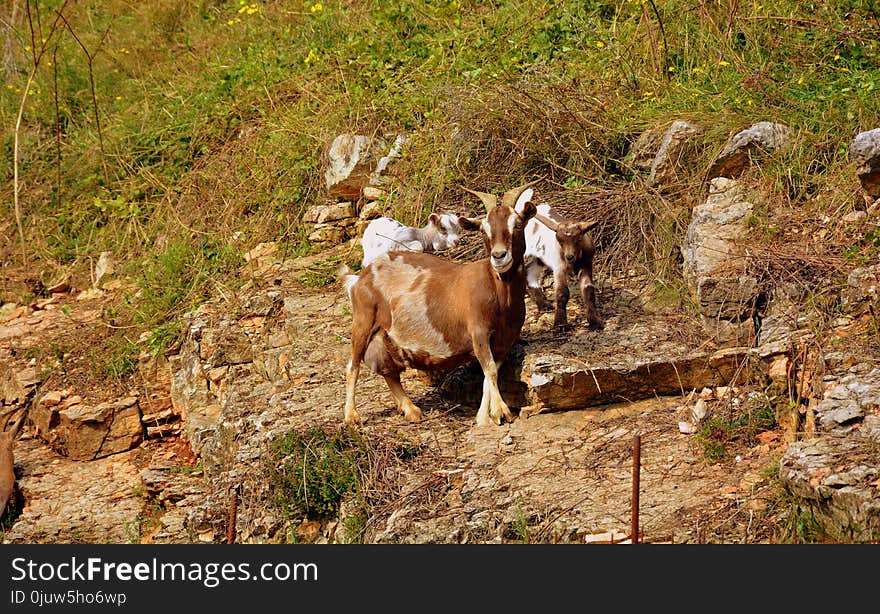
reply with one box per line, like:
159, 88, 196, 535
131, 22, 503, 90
271, 426, 366, 520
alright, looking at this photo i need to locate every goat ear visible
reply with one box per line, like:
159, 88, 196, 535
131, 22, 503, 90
428, 213, 440, 225
458, 215, 483, 231
534, 213, 558, 232
577, 220, 599, 233
518, 201, 538, 222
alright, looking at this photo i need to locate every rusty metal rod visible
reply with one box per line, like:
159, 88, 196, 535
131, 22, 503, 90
632, 435, 641, 544
226, 489, 238, 544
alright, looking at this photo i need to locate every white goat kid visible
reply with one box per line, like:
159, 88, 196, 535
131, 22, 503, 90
515, 188, 603, 331
360, 213, 462, 268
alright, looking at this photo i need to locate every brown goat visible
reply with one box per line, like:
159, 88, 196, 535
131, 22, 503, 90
0, 430, 14, 519
340, 183, 538, 426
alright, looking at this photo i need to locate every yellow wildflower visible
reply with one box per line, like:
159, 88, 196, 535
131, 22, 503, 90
595, 41, 605, 49
718, 60, 729, 67
310, 2, 323, 12
304, 48, 318, 64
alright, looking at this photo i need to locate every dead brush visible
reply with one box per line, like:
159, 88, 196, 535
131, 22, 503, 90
447, 179, 691, 306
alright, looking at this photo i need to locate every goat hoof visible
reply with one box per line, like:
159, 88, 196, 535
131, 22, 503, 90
553, 323, 572, 333
588, 318, 605, 331
404, 408, 424, 422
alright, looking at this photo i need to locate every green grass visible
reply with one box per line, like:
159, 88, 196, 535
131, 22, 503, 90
1, 0, 878, 365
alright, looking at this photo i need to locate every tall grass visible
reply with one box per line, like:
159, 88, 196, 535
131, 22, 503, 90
1, 0, 878, 355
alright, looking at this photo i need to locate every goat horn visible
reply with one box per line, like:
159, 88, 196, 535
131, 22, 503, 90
500, 179, 543, 209
534, 214, 559, 232
460, 186, 499, 211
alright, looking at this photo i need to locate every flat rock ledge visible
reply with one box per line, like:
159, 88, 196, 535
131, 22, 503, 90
439, 314, 786, 416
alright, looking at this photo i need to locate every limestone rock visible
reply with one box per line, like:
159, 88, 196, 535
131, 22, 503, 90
647, 120, 700, 187
51, 397, 143, 460
358, 200, 383, 221
682, 177, 758, 321
307, 223, 347, 246
0, 362, 41, 405
94, 251, 115, 288
849, 128, 880, 198
302, 202, 357, 225
841, 264, 880, 312
707, 122, 791, 179
778, 369, 880, 541
324, 134, 404, 201
626, 127, 666, 171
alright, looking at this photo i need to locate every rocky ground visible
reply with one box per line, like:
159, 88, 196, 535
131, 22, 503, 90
1, 241, 812, 545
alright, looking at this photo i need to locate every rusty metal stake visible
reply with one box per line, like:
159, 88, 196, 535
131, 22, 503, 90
631, 435, 641, 544
226, 488, 238, 544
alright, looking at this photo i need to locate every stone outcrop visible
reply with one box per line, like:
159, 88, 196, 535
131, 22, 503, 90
307, 133, 402, 248
33, 396, 143, 461
849, 128, 880, 199
648, 120, 700, 187
707, 121, 791, 179
841, 264, 880, 315
626, 120, 700, 188
681, 177, 759, 344
437, 314, 789, 417
323, 133, 405, 201
779, 366, 880, 541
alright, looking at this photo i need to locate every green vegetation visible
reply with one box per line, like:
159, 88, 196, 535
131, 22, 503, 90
695, 402, 778, 463
511, 501, 531, 544
270, 426, 365, 519
1, 1, 878, 364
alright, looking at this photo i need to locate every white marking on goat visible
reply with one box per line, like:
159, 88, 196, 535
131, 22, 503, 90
372, 258, 452, 358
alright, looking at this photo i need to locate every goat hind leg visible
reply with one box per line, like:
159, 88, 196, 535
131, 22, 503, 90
383, 373, 424, 422
526, 263, 553, 313
579, 271, 604, 330
344, 310, 376, 425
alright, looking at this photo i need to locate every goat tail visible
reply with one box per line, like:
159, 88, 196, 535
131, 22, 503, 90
336, 263, 359, 301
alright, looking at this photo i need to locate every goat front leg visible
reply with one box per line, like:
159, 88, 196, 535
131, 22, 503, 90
472, 332, 513, 426
384, 372, 424, 422
578, 269, 604, 330
553, 271, 571, 331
